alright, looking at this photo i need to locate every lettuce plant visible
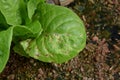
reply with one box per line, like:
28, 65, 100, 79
0, 0, 86, 72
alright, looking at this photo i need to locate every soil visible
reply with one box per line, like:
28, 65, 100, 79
0, 0, 120, 80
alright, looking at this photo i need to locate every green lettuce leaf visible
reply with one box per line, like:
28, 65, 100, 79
0, 27, 13, 72
0, 0, 22, 25
20, 4, 86, 63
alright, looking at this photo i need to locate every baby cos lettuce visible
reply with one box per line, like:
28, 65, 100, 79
0, 0, 86, 72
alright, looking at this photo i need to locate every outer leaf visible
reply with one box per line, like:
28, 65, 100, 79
0, 0, 21, 25
21, 4, 86, 63
0, 27, 13, 72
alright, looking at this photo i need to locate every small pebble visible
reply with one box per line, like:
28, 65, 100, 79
92, 36, 98, 42
30, 59, 34, 64
38, 68, 44, 75
7, 74, 15, 80
34, 63, 37, 66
